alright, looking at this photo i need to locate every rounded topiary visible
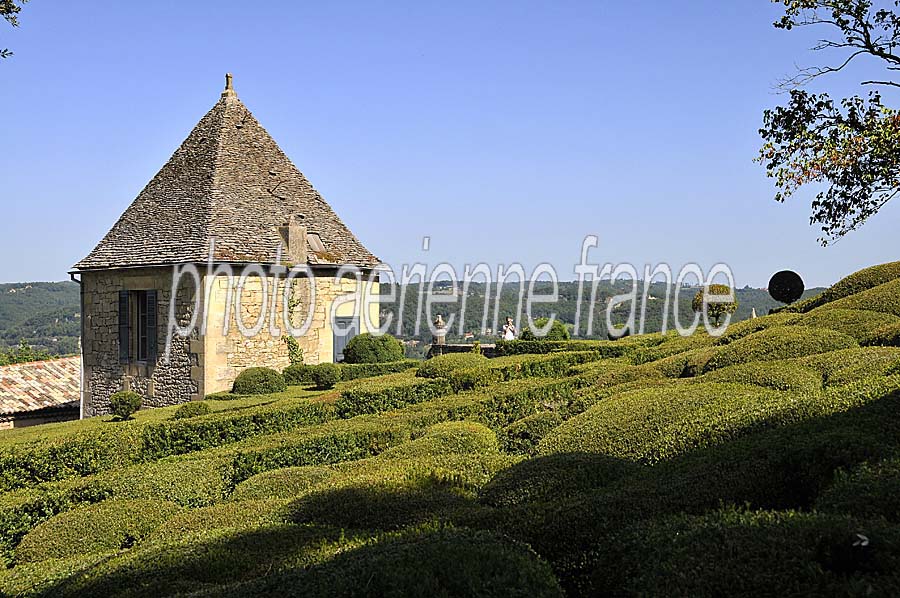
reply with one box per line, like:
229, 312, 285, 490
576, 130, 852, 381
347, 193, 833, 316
232, 367, 287, 395
283, 363, 312, 386
416, 352, 489, 378
173, 401, 212, 420
769, 270, 805, 304
109, 390, 142, 421
309, 362, 341, 390
692, 284, 739, 326
519, 317, 570, 341
342, 333, 404, 364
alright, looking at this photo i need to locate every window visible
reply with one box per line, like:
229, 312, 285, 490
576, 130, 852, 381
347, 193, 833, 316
307, 233, 326, 253
118, 290, 157, 364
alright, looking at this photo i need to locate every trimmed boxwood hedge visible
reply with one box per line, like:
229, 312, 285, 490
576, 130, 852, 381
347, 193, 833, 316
449, 352, 600, 392
863, 322, 900, 347
700, 361, 823, 394
341, 333, 404, 364
232, 367, 287, 395
230, 466, 336, 501
798, 308, 900, 341
713, 312, 801, 345
334, 374, 453, 417
704, 326, 858, 372
816, 457, 900, 522
173, 401, 212, 420
149, 500, 286, 539
537, 382, 813, 464
15, 499, 183, 562
415, 352, 489, 379
796, 347, 900, 387
500, 412, 564, 455
822, 277, 900, 317
495, 339, 633, 358
791, 260, 900, 313
198, 527, 564, 598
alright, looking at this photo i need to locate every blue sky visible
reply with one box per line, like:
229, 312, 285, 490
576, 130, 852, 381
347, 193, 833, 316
2, 0, 897, 287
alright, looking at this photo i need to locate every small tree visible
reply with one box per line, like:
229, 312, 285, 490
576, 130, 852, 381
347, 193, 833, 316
692, 285, 738, 327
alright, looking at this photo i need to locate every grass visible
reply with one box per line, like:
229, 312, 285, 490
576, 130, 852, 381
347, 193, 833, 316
4, 261, 900, 596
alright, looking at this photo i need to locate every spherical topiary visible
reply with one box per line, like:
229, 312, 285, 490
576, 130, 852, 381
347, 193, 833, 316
692, 284, 739, 326
769, 270, 805, 304
109, 390, 142, 421
173, 401, 212, 420
232, 367, 287, 395
309, 362, 341, 390
342, 333, 404, 364
519, 317, 570, 341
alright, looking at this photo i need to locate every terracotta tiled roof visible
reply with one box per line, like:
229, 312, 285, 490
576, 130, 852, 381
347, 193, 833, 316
0, 357, 80, 415
73, 75, 379, 271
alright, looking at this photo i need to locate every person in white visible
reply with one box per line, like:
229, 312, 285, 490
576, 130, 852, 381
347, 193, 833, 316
502, 317, 517, 340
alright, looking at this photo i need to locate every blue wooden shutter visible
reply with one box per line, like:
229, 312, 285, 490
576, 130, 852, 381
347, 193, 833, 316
118, 290, 130, 364
146, 290, 157, 362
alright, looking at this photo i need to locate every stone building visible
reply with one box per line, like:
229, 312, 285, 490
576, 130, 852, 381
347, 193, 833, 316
0, 357, 80, 428
71, 75, 380, 417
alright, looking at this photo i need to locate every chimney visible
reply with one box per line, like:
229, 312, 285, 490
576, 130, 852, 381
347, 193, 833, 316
278, 214, 307, 265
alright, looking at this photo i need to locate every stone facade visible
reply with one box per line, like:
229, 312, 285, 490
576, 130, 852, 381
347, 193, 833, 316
81, 267, 379, 414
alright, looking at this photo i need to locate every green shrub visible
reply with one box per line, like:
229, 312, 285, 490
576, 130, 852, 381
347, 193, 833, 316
537, 382, 811, 464
704, 326, 858, 371
587, 508, 900, 597
480, 453, 637, 508
381, 421, 500, 459
335, 374, 453, 417
230, 466, 335, 501
795, 260, 900, 312
232, 367, 287, 395
797, 347, 900, 387
500, 412, 564, 455
496, 339, 631, 358
282, 362, 312, 386
199, 527, 564, 598
283, 335, 303, 365
309, 363, 341, 390
416, 352, 489, 379
700, 361, 823, 394
150, 500, 286, 539
173, 401, 212, 420
863, 322, 900, 347
714, 312, 801, 345
519, 317, 571, 341
798, 308, 900, 341
110, 391, 142, 420
449, 352, 600, 392
15, 499, 182, 562
342, 333, 404, 364
823, 277, 900, 317
816, 457, 900, 522
645, 347, 720, 378
338, 360, 420, 381
629, 332, 715, 365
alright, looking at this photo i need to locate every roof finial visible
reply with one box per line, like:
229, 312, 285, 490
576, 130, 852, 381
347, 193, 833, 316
222, 73, 237, 99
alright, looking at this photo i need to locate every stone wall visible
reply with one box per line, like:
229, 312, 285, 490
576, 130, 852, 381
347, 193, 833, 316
81, 268, 199, 417
201, 272, 380, 395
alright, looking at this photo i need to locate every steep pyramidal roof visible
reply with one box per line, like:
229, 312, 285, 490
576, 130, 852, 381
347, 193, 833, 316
74, 75, 378, 270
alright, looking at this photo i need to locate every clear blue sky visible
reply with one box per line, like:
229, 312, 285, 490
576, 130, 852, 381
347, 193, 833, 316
2, 0, 897, 287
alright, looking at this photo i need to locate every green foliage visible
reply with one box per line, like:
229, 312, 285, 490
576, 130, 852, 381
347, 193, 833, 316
691, 284, 739, 326
824, 278, 900, 317
335, 373, 453, 417
864, 322, 900, 347
795, 261, 900, 312
496, 339, 631, 358
700, 361, 823, 394
109, 391, 142, 421
537, 382, 814, 464
816, 457, 900, 522
416, 352, 489, 378
342, 333, 404, 364
500, 412, 564, 455
704, 326, 858, 371
15, 499, 182, 562
282, 335, 303, 365
797, 346, 900, 387
0, 339, 52, 366
799, 308, 900, 341
232, 367, 287, 395
230, 466, 335, 501
449, 352, 600, 392
519, 317, 571, 341
309, 362, 341, 390
714, 311, 801, 344
172, 401, 212, 420
284, 360, 419, 386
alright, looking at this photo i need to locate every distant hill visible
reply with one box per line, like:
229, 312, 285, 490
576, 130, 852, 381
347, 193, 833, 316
0, 279, 824, 353
0, 282, 81, 356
